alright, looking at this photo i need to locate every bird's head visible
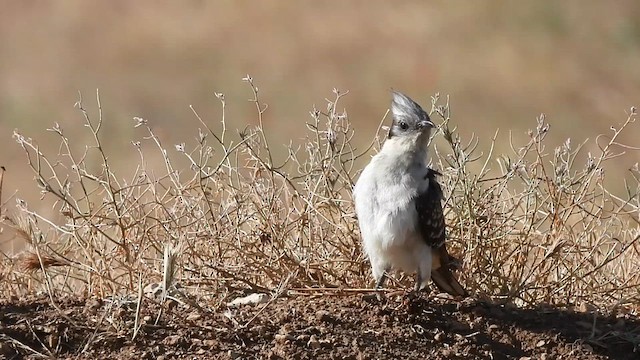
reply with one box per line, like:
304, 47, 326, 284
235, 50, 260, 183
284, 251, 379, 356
388, 91, 434, 142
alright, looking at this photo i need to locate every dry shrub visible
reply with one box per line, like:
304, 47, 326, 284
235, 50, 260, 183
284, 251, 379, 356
429, 96, 640, 308
1, 79, 639, 310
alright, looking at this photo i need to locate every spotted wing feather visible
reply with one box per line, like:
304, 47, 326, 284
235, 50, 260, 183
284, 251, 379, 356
415, 169, 468, 297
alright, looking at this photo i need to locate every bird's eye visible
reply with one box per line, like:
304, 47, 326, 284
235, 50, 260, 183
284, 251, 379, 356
399, 121, 408, 130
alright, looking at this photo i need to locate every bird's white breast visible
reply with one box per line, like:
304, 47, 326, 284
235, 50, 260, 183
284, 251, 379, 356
353, 144, 431, 273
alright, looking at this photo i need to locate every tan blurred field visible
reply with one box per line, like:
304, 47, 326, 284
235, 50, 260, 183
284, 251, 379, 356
2, 1, 639, 204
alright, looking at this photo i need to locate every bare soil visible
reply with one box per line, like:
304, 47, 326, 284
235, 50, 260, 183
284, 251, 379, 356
1, 292, 638, 359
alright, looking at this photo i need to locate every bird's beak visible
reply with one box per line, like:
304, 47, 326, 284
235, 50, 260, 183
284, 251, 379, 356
418, 119, 435, 129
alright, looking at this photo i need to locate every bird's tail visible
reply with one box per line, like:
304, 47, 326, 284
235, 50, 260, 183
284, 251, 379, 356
430, 267, 468, 297
431, 247, 468, 297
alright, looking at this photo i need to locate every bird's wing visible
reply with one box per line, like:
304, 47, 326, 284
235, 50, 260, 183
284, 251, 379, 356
415, 169, 468, 297
415, 169, 446, 249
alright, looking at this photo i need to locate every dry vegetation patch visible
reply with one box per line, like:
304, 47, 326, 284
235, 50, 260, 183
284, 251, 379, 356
1, 80, 639, 357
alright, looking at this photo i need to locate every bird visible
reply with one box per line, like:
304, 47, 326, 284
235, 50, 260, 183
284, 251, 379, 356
352, 91, 467, 297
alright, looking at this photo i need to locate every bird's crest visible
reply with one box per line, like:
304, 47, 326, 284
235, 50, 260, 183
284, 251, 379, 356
391, 91, 428, 124
388, 91, 433, 139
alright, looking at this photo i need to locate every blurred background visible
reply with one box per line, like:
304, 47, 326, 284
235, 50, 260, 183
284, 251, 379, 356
1, 1, 640, 249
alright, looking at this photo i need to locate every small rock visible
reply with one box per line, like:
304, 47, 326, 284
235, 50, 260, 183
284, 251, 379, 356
279, 324, 292, 334
412, 324, 425, 335
164, 334, 182, 346
186, 312, 201, 321
274, 333, 293, 342
578, 302, 596, 313
488, 324, 499, 332
437, 292, 455, 300
319, 338, 331, 346
434, 332, 444, 342
316, 310, 332, 322
227, 293, 269, 307
536, 340, 546, 347
203, 339, 217, 347
307, 335, 320, 349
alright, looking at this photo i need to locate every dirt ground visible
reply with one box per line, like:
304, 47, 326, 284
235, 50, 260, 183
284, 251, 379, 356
1, 291, 638, 360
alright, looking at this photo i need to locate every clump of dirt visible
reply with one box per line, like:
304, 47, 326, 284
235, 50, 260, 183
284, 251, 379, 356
1, 292, 638, 359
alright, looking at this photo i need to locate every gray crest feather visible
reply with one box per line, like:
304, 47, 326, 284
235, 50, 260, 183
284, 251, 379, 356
391, 91, 428, 123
